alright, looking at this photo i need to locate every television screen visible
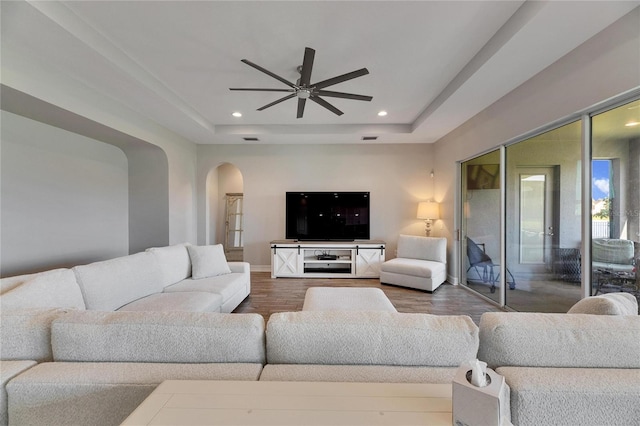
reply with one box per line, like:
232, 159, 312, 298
285, 192, 370, 241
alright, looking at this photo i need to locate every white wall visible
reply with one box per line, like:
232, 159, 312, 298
433, 8, 640, 281
197, 143, 434, 269
1, 111, 129, 276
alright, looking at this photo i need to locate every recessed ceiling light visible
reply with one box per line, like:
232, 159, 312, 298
377, 111, 387, 117
625, 121, 639, 127
232, 112, 242, 118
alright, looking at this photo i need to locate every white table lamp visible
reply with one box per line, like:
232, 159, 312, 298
417, 201, 439, 236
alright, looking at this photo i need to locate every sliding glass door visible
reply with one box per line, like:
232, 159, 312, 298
461, 150, 502, 304
459, 96, 639, 311
504, 122, 582, 312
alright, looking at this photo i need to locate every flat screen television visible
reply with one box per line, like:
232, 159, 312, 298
285, 192, 370, 241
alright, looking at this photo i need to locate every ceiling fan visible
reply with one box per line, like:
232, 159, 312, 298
229, 47, 372, 118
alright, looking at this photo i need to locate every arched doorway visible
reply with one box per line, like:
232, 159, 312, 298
206, 163, 244, 261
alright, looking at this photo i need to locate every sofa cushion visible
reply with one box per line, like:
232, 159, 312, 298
7, 362, 263, 426
163, 272, 246, 304
592, 238, 635, 265
592, 261, 636, 273
146, 243, 192, 287
396, 235, 447, 263
266, 311, 478, 367
51, 310, 265, 363
187, 244, 232, 279
379, 258, 445, 278
259, 364, 458, 384
117, 292, 222, 312
72, 251, 164, 311
497, 367, 640, 426
0, 269, 85, 310
568, 293, 638, 315
478, 312, 640, 369
0, 308, 70, 362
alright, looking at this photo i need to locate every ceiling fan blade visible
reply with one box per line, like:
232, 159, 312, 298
310, 95, 343, 116
316, 90, 372, 101
313, 68, 369, 89
297, 98, 306, 118
299, 47, 315, 87
229, 88, 295, 92
241, 59, 296, 88
256, 93, 296, 111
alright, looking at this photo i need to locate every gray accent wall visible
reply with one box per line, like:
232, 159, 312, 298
126, 143, 170, 254
1, 111, 129, 276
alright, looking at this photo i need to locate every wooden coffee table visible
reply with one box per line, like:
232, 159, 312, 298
121, 380, 452, 425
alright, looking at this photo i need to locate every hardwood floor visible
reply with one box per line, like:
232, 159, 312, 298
233, 272, 504, 324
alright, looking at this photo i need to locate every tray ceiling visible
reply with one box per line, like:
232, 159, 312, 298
1, 1, 638, 144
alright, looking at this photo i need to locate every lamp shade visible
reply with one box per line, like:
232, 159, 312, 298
417, 201, 439, 220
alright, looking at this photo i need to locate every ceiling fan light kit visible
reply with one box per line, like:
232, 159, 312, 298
230, 47, 372, 118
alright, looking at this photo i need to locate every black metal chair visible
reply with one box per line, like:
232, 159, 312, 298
466, 237, 516, 293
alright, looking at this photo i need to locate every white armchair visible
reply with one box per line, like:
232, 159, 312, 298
379, 235, 447, 292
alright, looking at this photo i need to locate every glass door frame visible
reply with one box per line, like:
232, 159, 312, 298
457, 89, 640, 307
456, 147, 508, 307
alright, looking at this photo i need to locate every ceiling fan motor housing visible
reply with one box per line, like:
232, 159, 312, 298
297, 89, 311, 99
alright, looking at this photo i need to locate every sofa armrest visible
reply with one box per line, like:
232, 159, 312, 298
228, 262, 250, 274
1, 308, 70, 362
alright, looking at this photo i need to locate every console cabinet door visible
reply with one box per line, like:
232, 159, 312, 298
272, 247, 300, 277
355, 247, 385, 277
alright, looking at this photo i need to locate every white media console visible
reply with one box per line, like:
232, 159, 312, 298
270, 240, 386, 278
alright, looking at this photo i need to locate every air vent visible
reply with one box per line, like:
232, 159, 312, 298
243, 137, 259, 141
362, 136, 378, 141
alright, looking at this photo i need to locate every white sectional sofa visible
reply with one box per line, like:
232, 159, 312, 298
479, 311, 640, 426
4, 307, 637, 426
4, 310, 266, 426
0, 243, 250, 314
2, 267, 639, 425
0, 243, 253, 425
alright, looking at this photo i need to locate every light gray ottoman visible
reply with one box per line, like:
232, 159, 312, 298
302, 287, 397, 312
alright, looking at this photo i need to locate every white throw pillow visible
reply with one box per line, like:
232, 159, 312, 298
187, 244, 232, 279
568, 293, 638, 315
147, 243, 192, 286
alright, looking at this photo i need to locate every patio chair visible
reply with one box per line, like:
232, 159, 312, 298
592, 238, 637, 294
466, 237, 516, 293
